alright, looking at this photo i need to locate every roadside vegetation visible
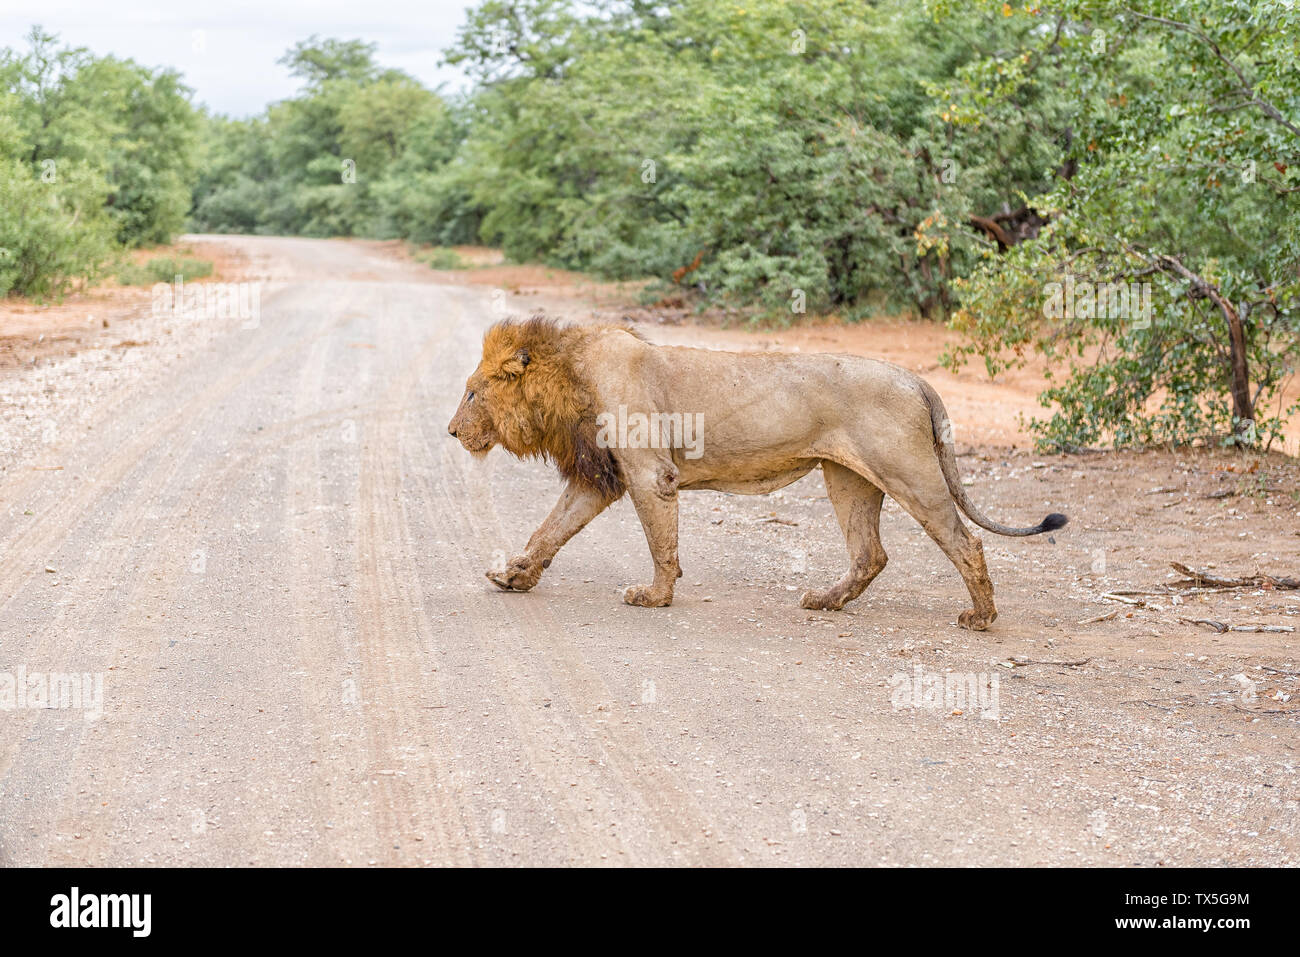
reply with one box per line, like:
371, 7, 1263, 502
115, 254, 214, 286
3, 1, 1297, 451
410, 247, 470, 270
0, 27, 198, 299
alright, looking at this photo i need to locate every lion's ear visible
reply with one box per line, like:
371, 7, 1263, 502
501, 348, 530, 378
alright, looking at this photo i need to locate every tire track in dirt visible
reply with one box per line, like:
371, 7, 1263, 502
282, 313, 380, 865
0, 323, 308, 863
428, 449, 739, 865
8, 284, 394, 864
348, 286, 482, 865
0, 285, 302, 616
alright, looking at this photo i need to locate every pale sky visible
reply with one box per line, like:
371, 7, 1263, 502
0, 0, 478, 117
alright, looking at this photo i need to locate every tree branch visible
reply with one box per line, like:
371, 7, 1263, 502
1124, 8, 1300, 138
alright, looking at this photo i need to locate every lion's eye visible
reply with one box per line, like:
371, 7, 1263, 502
467, 391, 475, 402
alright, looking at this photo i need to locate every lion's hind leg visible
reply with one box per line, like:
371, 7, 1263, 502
919, 505, 997, 631
622, 461, 681, 607
878, 464, 998, 631
799, 462, 887, 611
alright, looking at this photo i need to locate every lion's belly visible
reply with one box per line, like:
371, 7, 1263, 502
677, 459, 821, 494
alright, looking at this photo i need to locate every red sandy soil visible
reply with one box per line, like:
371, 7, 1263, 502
0, 239, 251, 371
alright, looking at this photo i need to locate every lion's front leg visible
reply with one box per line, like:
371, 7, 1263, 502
487, 479, 613, 592
623, 463, 681, 608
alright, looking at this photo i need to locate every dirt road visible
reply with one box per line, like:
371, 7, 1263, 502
1, 236, 1296, 866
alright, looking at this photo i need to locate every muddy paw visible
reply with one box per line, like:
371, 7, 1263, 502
799, 589, 845, 611
486, 555, 542, 592
623, 584, 673, 607
957, 608, 997, 631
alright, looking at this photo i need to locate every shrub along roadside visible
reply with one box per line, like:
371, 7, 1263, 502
115, 256, 215, 286
0, 27, 199, 300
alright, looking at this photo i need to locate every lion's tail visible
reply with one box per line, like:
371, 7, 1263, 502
919, 380, 1068, 537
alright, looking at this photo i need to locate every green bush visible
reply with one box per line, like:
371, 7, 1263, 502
0, 157, 115, 299
115, 255, 214, 286
176, 7, 1300, 449
0, 27, 201, 299
413, 246, 465, 270
940, 0, 1300, 451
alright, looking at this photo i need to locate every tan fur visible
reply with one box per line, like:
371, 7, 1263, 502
449, 316, 627, 500
449, 318, 1067, 629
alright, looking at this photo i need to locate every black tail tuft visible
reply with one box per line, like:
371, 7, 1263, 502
1037, 512, 1069, 533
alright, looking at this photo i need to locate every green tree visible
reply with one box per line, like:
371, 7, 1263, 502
0, 157, 114, 298
193, 37, 457, 239
441, 0, 1065, 316
6, 27, 199, 247
278, 36, 380, 87
938, 0, 1300, 449
0, 26, 197, 296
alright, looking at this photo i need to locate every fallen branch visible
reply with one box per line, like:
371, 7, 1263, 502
1100, 592, 1145, 606
1169, 562, 1300, 590
1077, 610, 1119, 625
1180, 617, 1229, 633
1179, 617, 1295, 634
1009, 656, 1092, 668
1261, 576, 1300, 590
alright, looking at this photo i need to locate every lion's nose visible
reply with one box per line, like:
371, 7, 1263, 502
448, 425, 458, 437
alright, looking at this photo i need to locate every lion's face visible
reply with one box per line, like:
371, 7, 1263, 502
448, 317, 626, 500
448, 334, 534, 457
448, 371, 504, 456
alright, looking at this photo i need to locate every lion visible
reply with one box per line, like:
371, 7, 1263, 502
448, 316, 1067, 630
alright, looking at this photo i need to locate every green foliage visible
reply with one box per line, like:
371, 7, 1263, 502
0, 26, 200, 298
0, 156, 114, 299
440, 0, 1056, 317
41, 1, 1285, 452
412, 247, 467, 270
279, 36, 381, 87
940, 0, 1300, 450
190, 37, 476, 242
116, 255, 213, 286
190, 3, 1061, 319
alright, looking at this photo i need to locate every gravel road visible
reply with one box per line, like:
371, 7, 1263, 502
1, 236, 1295, 866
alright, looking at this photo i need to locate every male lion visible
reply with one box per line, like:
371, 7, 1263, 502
448, 316, 1067, 630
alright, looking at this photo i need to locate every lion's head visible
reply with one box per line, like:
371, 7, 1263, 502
448, 316, 627, 500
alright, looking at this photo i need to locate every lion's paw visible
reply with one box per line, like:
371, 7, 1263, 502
486, 555, 542, 592
623, 585, 672, 607
799, 589, 845, 611
957, 608, 997, 631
